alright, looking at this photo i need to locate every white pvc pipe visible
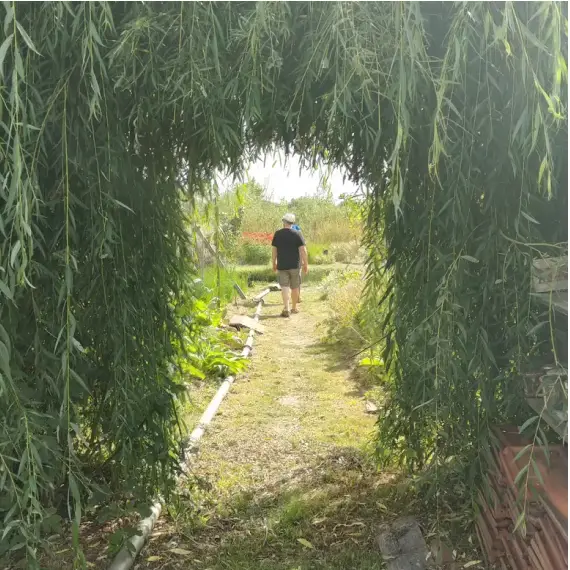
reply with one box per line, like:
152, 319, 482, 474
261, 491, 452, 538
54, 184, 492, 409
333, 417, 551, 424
107, 295, 267, 570
180, 296, 262, 469
253, 288, 271, 302
108, 502, 162, 570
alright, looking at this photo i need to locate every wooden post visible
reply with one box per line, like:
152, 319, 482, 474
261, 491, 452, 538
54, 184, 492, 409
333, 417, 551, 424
233, 283, 247, 299
193, 225, 227, 269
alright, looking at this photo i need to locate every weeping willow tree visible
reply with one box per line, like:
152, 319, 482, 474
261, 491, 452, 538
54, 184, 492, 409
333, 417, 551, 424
0, 1, 566, 564
372, 1, 568, 480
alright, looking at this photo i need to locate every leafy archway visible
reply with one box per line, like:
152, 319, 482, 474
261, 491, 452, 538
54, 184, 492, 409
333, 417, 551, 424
0, 1, 566, 563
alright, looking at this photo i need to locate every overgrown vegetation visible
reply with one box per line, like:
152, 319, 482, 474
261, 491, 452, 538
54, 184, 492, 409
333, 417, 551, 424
206, 179, 363, 265
219, 180, 360, 242
0, 1, 566, 566
370, 3, 567, 498
201, 266, 248, 306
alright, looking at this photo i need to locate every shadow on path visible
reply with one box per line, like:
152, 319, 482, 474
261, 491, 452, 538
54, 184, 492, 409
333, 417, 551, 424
305, 339, 379, 399
142, 448, 408, 570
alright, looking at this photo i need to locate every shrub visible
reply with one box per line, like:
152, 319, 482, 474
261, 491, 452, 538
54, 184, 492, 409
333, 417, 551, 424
330, 242, 363, 263
307, 243, 331, 265
241, 241, 272, 265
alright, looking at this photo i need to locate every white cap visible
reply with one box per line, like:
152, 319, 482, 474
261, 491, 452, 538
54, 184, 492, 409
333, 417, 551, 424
282, 213, 296, 223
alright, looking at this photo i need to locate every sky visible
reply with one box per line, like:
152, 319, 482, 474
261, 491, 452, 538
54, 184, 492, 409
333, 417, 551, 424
216, 149, 360, 203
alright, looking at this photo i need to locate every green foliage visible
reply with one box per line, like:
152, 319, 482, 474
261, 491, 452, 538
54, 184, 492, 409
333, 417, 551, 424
240, 242, 272, 265
236, 265, 338, 285
0, 0, 566, 564
306, 244, 330, 265
201, 266, 248, 305
176, 270, 247, 380
365, 2, 568, 504
220, 182, 362, 245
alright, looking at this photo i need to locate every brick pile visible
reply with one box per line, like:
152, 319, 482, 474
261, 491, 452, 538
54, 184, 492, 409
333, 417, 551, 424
476, 426, 567, 570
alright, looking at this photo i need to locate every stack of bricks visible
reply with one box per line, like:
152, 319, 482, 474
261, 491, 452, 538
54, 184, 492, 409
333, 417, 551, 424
476, 426, 567, 570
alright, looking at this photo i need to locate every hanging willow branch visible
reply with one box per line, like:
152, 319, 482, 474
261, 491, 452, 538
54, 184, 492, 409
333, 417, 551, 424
0, 1, 566, 566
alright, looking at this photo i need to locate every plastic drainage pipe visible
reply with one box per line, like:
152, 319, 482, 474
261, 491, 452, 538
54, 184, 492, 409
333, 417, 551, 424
107, 502, 162, 570
179, 300, 262, 471
107, 296, 266, 570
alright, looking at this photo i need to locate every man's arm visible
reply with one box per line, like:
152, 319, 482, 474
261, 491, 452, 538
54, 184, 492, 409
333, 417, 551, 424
272, 246, 278, 272
299, 245, 309, 274
296, 233, 308, 274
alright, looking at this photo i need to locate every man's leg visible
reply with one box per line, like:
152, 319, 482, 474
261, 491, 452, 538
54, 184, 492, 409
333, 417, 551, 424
291, 287, 300, 312
290, 270, 301, 313
278, 270, 291, 316
281, 286, 291, 313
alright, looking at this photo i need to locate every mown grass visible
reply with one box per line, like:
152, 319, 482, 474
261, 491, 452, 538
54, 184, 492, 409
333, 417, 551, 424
136, 287, 398, 569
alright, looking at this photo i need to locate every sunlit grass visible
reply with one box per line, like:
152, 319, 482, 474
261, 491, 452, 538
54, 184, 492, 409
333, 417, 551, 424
137, 288, 395, 569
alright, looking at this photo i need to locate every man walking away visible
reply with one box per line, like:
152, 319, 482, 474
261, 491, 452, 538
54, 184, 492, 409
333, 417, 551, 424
271, 213, 309, 317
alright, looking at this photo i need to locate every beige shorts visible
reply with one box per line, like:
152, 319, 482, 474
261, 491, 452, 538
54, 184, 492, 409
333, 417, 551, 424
278, 268, 301, 289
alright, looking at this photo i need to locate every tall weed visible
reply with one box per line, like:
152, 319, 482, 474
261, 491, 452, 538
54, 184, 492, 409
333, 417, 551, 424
219, 184, 362, 246
202, 266, 249, 304
239, 242, 272, 265
320, 270, 365, 348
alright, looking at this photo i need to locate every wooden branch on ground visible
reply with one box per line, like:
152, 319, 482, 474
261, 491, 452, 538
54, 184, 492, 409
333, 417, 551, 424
229, 315, 266, 334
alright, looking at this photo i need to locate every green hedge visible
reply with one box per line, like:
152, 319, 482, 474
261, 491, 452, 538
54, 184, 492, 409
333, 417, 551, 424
240, 242, 272, 265
235, 264, 346, 284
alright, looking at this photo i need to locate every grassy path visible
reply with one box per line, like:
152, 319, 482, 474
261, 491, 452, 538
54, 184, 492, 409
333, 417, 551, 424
138, 286, 396, 570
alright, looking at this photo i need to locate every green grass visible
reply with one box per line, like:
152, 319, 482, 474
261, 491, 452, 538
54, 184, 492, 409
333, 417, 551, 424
137, 287, 400, 569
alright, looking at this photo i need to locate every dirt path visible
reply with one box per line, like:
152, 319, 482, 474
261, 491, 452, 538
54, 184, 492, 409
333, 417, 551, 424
139, 286, 396, 570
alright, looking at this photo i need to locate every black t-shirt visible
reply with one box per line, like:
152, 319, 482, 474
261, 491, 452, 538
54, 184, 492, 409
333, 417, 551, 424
271, 228, 305, 270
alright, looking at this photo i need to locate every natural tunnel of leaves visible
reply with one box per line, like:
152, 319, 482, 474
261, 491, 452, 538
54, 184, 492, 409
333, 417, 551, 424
0, 1, 567, 566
